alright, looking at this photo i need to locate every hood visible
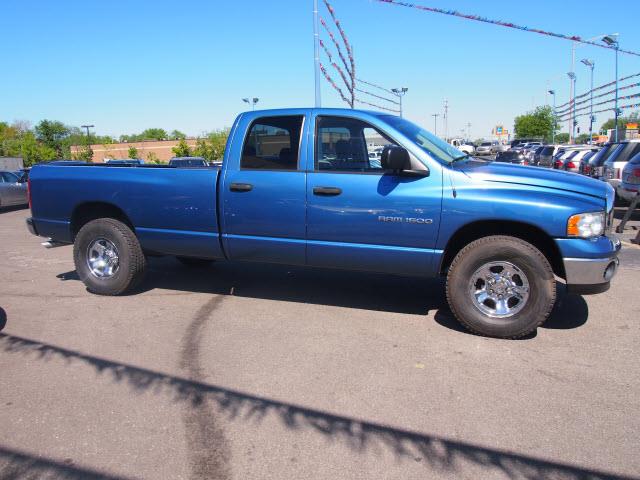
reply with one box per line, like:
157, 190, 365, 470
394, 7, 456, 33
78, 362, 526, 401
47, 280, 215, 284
459, 161, 609, 200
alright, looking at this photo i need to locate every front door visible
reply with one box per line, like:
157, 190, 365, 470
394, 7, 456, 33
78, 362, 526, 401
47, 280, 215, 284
221, 114, 308, 265
306, 115, 443, 276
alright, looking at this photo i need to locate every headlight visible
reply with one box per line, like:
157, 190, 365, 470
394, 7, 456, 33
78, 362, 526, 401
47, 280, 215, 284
567, 212, 605, 238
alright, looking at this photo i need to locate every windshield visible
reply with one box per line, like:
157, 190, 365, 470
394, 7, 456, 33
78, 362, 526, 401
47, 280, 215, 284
378, 115, 464, 164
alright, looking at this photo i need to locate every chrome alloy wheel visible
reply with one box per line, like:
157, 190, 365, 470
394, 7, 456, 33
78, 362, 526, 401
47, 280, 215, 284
468, 261, 530, 318
86, 238, 120, 278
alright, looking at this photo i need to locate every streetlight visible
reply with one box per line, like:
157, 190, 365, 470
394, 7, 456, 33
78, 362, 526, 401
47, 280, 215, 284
548, 90, 556, 144
391, 88, 408, 118
242, 97, 260, 111
567, 72, 577, 142
581, 59, 595, 144
431, 113, 440, 136
602, 34, 620, 142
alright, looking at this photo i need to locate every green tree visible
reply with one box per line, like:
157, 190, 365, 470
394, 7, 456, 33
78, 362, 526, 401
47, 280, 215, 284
193, 138, 212, 160
555, 133, 570, 144
34, 120, 70, 157
140, 128, 168, 141
514, 106, 556, 143
169, 130, 186, 140
172, 138, 192, 157
20, 131, 56, 166
207, 129, 229, 160
600, 112, 639, 132
575, 133, 592, 144
128, 146, 139, 159
146, 152, 161, 164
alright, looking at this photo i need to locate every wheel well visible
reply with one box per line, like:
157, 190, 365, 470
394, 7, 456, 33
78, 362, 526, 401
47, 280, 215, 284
440, 220, 565, 279
70, 202, 134, 240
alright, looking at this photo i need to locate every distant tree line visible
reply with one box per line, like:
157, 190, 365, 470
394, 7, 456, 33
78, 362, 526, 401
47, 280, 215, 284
0, 119, 229, 166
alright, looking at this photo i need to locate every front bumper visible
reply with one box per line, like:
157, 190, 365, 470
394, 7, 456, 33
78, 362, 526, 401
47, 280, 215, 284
562, 236, 621, 295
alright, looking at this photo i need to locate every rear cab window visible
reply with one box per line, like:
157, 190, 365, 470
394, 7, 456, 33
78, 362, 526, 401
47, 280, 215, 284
241, 116, 304, 171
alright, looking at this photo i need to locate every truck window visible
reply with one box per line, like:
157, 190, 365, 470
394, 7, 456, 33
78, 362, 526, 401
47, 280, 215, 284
316, 116, 397, 172
241, 116, 303, 170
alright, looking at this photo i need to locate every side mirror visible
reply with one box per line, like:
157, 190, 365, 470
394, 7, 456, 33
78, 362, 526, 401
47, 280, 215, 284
381, 146, 411, 171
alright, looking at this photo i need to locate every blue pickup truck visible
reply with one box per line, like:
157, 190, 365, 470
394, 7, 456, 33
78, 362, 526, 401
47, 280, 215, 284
26, 109, 620, 338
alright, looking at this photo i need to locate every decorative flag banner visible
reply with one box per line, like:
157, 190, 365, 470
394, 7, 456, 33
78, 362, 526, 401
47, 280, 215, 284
555, 82, 640, 115
562, 101, 640, 120
373, 0, 640, 57
558, 92, 640, 120
556, 72, 640, 110
320, 0, 400, 113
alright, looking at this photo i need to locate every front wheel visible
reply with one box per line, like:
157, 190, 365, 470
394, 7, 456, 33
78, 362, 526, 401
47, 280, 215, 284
446, 236, 556, 338
73, 218, 146, 295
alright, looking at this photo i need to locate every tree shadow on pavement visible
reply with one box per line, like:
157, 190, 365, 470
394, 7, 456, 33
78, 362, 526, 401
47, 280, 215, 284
0, 445, 133, 480
0, 308, 6, 331
0, 332, 635, 480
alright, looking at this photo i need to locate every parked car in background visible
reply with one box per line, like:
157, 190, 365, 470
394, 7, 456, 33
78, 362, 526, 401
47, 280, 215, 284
590, 143, 624, 179
494, 150, 527, 165
14, 168, 30, 183
168, 157, 209, 167
105, 159, 145, 166
475, 142, 495, 156
602, 140, 640, 195
537, 145, 563, 168
0, 170, 28, 208
563, 149, 598, 173
449, 138, 475, 155
619, 151, 640, 202
578, 150, 599, 174
532, 146, 546, 166
523, 145, 542, 164
495, 143, 509, 154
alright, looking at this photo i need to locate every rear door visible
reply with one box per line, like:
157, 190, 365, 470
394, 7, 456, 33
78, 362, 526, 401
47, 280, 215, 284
305, 114, 442, 276
0, 172, 21, 205
221, 113, 308, 265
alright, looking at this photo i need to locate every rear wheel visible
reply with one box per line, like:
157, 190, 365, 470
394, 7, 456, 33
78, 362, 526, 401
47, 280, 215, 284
446, 236, 556, 339
73, 218, 146, 295
176, 256, 215, 267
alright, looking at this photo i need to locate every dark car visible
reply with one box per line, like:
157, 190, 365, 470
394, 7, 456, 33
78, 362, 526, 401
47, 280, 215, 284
585, 143, 619, 177
619, 151, 640, 202
578, 150, 598, 175
105, 159, 145, 166
168, 157, 209, 168
494, 150, 527, 165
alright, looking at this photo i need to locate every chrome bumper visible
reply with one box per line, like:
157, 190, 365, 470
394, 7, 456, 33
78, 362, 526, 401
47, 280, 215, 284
563, 237, 621, 294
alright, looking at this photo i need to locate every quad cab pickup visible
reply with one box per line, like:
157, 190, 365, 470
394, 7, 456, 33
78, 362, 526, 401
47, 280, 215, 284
26, 109, 620, 338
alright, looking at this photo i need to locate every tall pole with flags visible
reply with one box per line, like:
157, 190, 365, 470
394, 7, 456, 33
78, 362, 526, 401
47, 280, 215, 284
313, 0, 321, 107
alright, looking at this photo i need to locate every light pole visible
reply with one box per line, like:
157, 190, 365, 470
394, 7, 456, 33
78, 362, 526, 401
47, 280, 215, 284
548, 90, 556, 144
567, 72, 577, 143
602, 34, 620, 142
313, 0, 321, 107
391, 88, 408, 117
431, 113, 440, 136
243, 98, 260, 111
581, 59, 595, 144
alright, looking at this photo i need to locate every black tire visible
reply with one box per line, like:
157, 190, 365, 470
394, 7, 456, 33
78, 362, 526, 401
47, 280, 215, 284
73, 218, 146, 296
446, 235, 556, 339
176, 256, 215, 267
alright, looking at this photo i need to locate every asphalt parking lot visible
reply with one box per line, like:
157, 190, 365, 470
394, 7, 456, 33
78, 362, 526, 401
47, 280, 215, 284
1, 206, 639, 480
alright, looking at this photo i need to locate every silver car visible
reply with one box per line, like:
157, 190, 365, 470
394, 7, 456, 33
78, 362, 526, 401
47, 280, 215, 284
0, 171, 28, 208
475, 142, 496, 156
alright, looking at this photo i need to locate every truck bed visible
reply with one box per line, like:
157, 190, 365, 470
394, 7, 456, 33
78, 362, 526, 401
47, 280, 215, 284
29, 164, 224, 259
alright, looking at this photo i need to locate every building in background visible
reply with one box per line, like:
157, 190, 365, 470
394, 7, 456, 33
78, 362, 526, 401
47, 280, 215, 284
71, 139, 199, 163
0, 157, 24, 170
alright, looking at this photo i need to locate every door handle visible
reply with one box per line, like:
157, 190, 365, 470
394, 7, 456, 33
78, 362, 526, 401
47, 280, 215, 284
230, 183, 253, 192
313, 186, 342, 196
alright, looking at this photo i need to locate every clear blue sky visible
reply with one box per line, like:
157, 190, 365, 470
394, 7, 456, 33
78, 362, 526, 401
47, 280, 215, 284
1, 0, 638, 140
